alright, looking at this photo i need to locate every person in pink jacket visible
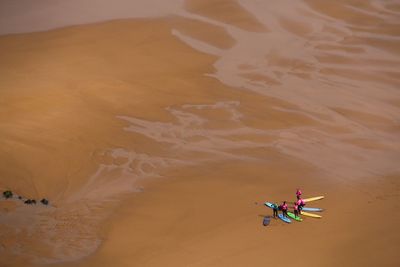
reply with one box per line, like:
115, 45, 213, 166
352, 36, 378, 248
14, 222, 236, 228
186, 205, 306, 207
296, 188, 302, 199
293, 202, 300, 218
280, 201, 288, 218
296, 197, 305, 213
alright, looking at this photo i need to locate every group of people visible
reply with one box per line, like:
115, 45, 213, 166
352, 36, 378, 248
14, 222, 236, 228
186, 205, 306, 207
271, 189, 305, 218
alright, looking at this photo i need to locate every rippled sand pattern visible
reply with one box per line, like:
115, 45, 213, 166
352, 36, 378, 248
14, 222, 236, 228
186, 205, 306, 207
175, 0, 400, 178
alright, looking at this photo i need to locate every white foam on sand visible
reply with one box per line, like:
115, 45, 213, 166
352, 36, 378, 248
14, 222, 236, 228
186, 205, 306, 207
171, 0, 400, 180
3, 0, 399, 214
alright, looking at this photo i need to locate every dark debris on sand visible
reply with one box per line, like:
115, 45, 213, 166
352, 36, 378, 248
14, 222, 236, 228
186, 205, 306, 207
2, 190, 50, 206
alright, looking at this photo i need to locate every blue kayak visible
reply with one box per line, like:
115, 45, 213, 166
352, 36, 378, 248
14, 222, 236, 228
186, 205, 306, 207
302, 207, 323, 212
264, 202, 275, 209
278, 214, 291, 223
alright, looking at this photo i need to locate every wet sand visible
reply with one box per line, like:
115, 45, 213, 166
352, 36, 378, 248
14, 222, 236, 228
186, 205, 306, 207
0, 0, 400, 266
58, 165, 399, 267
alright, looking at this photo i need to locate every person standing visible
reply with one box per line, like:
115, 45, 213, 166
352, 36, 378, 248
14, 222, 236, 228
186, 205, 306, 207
296, 197, 305, 213
293, 202, 299, 218
271, 202, 279, 218
296, 188, 302, 199
280, 201, 288, 217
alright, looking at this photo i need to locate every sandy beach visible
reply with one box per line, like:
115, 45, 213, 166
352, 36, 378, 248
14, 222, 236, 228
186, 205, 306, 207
0, 0, 399, 266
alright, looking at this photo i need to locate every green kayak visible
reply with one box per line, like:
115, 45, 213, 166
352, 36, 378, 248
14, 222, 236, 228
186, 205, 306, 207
287, 212, 303, 222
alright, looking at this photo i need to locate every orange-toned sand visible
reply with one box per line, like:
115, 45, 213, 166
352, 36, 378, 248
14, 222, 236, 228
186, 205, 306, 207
0, 0, 399, 266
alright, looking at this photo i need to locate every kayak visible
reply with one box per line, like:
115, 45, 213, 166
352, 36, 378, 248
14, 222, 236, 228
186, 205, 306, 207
302, 207, 323, 212
303, 196, 324, 202
278, 214, 291, 223
287, 211, 303, 222
301, 211, 322, 218
264, 202, 276, 209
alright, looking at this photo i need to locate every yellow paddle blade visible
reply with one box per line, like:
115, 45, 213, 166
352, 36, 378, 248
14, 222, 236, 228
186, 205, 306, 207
303, 196, 324, 202
301, 211, 322, 218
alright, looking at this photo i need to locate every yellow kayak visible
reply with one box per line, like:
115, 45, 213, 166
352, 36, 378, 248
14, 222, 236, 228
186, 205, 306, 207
303, 196, 324, 202
301, 211, 322, 218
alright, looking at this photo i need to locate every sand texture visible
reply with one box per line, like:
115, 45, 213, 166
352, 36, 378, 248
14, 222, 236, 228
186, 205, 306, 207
0, 0, 399, 266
